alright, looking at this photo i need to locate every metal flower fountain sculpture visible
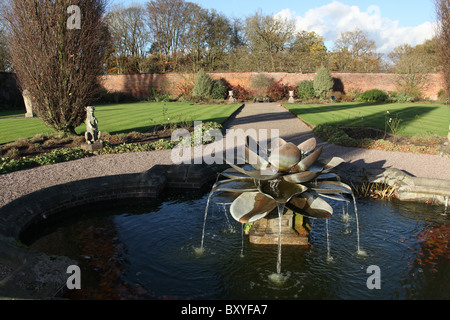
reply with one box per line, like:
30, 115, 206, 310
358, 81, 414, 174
197, 136, 364, 280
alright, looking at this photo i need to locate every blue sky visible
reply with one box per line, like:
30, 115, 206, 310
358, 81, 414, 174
114, 0, 437, 53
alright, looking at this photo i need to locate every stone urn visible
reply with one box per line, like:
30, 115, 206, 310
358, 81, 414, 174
288, 91, 295, 104
228, 91, 236, 104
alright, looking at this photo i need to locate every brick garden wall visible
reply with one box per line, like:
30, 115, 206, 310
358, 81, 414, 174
0, 72, 25, 109
99, 72, 445, 100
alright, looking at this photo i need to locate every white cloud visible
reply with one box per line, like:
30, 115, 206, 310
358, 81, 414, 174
275, 1, 437, 54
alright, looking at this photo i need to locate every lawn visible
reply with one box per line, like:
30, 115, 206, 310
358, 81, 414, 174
0, 102, 242, 145
286, 102, 450, 137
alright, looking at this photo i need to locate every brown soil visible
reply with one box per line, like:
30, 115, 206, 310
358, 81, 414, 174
341, 127, 449, 155
0, 128, 181, 160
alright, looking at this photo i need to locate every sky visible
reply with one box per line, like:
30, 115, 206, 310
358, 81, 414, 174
114, 0, 438, 54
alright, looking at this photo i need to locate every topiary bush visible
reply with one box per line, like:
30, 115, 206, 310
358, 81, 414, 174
193, 69, 213, 100
297, 80, 315, 101
210, 79, 228, 100
357, 89, 388, 103
314, 67, 334, 100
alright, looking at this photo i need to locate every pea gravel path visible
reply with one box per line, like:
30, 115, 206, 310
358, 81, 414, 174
1, 103, 449, 208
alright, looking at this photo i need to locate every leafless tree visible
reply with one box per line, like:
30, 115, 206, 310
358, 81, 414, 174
332, 29, 381, 72
3, 0, 108, 134
105, 4, 150, 74
435, 0, 450, 97
0, 0, 10, 72
146, 0, 195, 72
245, 11, 295, 72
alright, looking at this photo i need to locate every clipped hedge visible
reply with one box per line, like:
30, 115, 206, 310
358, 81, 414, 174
297, 80, 315, 100
357, 89, 388, 103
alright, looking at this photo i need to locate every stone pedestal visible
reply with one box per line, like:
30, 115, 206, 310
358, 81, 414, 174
288, 91, 295, 104
228, 91, 236, 104
248, 209, 310, 246
81, 141, 103, 153
23, 89, 35, 118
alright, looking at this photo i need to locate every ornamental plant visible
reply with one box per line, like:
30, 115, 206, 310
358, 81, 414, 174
358, 89, 388, 103
314, 67, 334, 99
267, 80, 294, 101
297, 80, 315, 100
193, 69, 213, 100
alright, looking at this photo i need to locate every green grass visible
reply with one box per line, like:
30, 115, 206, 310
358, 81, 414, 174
286, 102, 450, 137
0, 102, 242, 145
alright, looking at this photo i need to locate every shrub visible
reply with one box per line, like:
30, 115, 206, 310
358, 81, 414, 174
210, 80, 228, 100
314, 67, 334, 99
328, 91, 342, 102
0, 148, 90, 174
357, 89, 388, 103
313, 124, 358, 147
147, 88, 171, 102
438, 89, 449, 102
231, 85, 251, 101
396, 82, 423, 101
250, 74, 273, 97
267, 80, 293, 101
388, 91, 415, 103
297, 80, 315, 100
193, 69, 213, 100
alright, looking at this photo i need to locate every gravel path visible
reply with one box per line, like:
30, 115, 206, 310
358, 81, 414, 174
1, 102, 449, 208
225, 103, 450, 181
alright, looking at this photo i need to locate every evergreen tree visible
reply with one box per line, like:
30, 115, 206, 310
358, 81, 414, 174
193, 69, 213, 99
314, 67, 334, 99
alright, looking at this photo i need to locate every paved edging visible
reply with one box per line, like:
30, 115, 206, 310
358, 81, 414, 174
0, 163, 225, 299
333, 162, 450, 204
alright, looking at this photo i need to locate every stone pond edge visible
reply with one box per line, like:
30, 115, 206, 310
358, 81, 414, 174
0, 161, 449, 299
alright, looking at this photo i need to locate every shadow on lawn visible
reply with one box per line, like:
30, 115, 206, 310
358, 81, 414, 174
289, 103, 440, 134
105, 115, 232, 135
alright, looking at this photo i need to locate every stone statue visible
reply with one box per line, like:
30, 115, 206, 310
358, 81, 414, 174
85, 106, 101, 144
23, 89, 35, 118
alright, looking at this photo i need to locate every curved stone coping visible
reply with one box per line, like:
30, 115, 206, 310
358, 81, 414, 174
0, 163, 226, 299
0, 164, 226, 240
334, 162, 450, 205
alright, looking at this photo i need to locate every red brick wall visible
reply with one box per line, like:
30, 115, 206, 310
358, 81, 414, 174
99, 72, 445, 100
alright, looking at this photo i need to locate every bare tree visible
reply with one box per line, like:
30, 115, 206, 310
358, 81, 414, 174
436, 0, 450, 97
332, 29, 381, 72
0, 0, 10, 72
146, 0, 194, 72
245, 11, 295, 72
0, 24, 9, 72
3, 0, 108, 134
105, 4, 150, 74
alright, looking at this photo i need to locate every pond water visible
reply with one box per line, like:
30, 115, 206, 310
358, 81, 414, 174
23, 189, 449, 300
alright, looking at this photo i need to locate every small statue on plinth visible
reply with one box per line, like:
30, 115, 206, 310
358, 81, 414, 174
85, 106, 101, 144
82, 106, 103, 153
